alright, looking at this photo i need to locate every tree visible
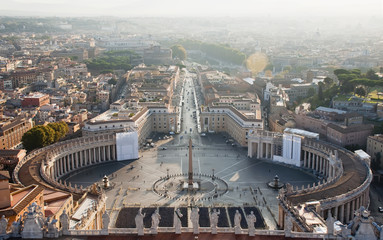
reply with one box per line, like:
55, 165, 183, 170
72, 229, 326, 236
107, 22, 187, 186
318, 83, 323, 100
308, 88, 316, 97
22, 127, 46, 151
171, 45, 187, 60
355, 86, 366, 97
21, 122, 69, 152
324, 77, 333, 86
334, 69, 350, 76
366, 69, 379, 80
108, 78, 117, 85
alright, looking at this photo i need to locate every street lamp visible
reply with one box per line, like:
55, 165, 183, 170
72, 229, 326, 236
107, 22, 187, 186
167, 168, 170, 179
212, 168, 215, 180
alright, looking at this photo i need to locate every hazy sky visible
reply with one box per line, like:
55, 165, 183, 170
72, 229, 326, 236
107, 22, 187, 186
1, 0, 382, 18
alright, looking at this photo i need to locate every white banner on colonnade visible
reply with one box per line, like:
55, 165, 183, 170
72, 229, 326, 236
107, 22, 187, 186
116, 131, 139, 161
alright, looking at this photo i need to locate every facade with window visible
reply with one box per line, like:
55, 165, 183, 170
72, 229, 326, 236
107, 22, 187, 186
200, 106, 263, 147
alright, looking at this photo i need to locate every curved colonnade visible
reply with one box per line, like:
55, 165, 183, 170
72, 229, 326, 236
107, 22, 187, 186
279, 139, 372, 227
13, 134, 117, 194
247, 130, 371, 226
14, 130, 372, 228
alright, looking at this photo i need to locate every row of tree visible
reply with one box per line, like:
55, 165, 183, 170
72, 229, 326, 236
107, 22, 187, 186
84, 50, 141, 73
334, 68, 383, 94
299, 68, 382, 110
21, 122, 69, 152
177, 39, 246, 65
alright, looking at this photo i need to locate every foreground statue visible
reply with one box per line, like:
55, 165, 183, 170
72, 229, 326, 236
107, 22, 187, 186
0, 215, 8, 235
59, 209, 69, 234
210, 209, 220, 234
22, 203, 45, 239
102, 211, 110, 231
174, 208, 183, 234
190, 207, 199, 234
151, 209, 161, 234
246, 211, 257, 236
234, 210, 241, 234
135, 208, 145, 236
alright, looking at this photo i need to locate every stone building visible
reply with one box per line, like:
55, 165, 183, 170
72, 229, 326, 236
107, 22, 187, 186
200, 106, 263, 147
0, 116, 33, 149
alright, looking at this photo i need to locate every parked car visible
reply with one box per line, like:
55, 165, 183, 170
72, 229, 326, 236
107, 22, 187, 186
201, 133, 206, 136
161, 147, 167, 150
379, 207, 383, 213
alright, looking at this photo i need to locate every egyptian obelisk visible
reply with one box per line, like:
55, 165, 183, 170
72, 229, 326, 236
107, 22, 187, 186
188, 138, 193, 188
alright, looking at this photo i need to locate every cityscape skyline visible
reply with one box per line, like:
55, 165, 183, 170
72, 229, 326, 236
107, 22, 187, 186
1, 0, 383, 18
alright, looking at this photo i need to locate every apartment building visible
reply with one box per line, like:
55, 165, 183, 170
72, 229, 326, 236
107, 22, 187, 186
21, 93, 50, 108
366, 134, 383, 169
295, 112, 373, 147
200, 106, 263, 147
0, 116, 33, 149
83, 102, 177, 146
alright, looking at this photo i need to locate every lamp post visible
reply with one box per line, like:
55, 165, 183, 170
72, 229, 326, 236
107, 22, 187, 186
212, 168, 215, 180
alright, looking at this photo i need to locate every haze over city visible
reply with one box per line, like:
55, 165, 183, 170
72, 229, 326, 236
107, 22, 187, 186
1, 0, 383, 18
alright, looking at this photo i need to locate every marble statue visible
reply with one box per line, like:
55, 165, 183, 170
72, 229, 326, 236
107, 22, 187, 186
10, 218, 21, 237
102, 211, 110, 230
246, 211, 257, 236
174, 208, 183, 234
285, 214, 293, 234
59, 209, 69, 233
0, 215, 8, 235
151, 209, 161, 234
354, 210, 377, 240
190, 207, 199, 234
210, 209, 220, 234
21, 203, 44, 239
135, 208, 145, 236
234, 210, 241, 234
45, 218, 59, 238
326, 212, 335, 235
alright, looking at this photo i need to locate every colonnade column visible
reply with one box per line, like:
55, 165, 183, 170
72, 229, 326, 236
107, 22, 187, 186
340, 204, 345, 223
266, 143, 269, 159
334, 206, 338, 220
303, 150, 307, 167
63, 157, 67, 174
94, 147, 97, 163
98, 147, 101, 163
112, 145, 116, 160
345, 202, 351, 223
351, 200, 355, 220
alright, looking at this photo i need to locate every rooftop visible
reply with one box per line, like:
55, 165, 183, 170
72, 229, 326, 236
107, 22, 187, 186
284, 128, 319, 139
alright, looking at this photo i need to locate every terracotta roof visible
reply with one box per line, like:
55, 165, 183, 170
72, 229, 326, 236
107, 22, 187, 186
0, 149, 25, 157
0, 184, 44, 217
0, 170, 10, 180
